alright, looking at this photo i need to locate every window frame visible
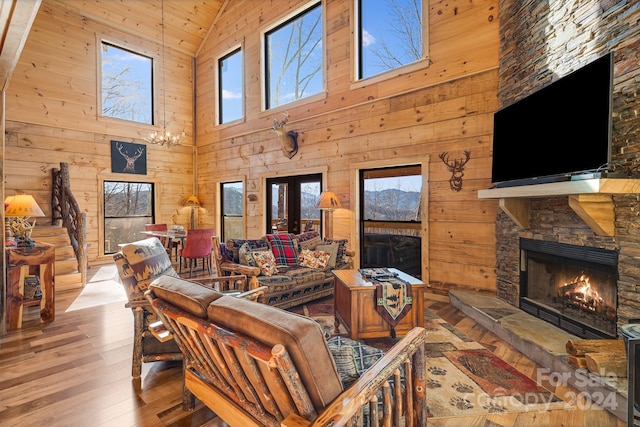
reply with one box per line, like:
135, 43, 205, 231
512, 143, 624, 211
353, 0, 430, 84
220, 180, 245, 242
103, 180, 155, 255
216, 44, 245, 125
97, 37, 155, 126
261, 0, 325, 111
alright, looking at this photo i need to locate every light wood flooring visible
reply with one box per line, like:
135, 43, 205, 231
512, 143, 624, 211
0, 263, 627, 426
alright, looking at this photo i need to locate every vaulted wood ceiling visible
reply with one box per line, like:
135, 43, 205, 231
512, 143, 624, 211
0, 0, 225, 88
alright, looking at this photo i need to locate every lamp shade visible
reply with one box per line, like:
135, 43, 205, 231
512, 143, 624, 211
315, 191, 342, 211
4, 195, 15, 210
184, 195, 201, 207
5, 194, 45, 217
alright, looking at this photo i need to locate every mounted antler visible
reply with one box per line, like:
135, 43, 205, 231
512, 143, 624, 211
270, 112, 298, 159
439, 150, 471, 192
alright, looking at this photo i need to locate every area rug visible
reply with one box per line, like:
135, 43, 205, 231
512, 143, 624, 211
304, 299, 571, 419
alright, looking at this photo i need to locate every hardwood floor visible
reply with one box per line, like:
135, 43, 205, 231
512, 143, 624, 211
0, 264, 626, 426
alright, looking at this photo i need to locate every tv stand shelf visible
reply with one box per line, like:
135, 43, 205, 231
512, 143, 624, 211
477, 178, 640, 236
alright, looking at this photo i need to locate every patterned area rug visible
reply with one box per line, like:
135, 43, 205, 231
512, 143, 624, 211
303, 300, 570, 419
421, 317, 569, 418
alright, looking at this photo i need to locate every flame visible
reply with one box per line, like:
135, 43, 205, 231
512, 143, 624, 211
564, 274, 603, 309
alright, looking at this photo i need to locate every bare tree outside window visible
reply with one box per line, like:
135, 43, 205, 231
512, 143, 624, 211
265, 3, 323, 108
359, 0, 423, 79
101, 42, 153, 124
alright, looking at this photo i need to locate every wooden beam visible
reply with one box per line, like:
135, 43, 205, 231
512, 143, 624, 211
0, 0, 42, 90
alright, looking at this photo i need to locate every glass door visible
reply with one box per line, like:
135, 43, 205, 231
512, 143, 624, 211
359, 165, 422, 278
266, 174, 322, 234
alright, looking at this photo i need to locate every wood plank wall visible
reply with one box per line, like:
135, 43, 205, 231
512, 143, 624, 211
4, 1, 196, 265
195, 0, 500, 291
3, 0, 501, 293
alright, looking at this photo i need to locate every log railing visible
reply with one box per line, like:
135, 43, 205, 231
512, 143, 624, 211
52, 162, 87, 285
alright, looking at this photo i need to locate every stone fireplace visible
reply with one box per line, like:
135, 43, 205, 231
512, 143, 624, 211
519, 238, 618, 339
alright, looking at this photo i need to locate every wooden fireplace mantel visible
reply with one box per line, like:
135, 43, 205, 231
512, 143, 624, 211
477, 178, 640, 237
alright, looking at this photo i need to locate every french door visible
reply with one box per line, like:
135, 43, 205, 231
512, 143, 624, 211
266, 174, 322, 235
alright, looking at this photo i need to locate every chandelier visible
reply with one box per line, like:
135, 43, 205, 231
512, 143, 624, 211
144, 0, 179, 147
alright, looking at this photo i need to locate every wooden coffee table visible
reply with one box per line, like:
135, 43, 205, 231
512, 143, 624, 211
332, 268, 426, 340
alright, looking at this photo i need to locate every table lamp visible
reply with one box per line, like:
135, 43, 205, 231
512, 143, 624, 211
184, 195, 201, 229
5, 194, 46, 247
315, 191, 342, 239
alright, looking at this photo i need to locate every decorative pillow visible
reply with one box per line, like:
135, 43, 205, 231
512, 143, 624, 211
295, 230, 322, 251
239, 242, 267, 267
327, 343, 359, 387
326, 335, 385, 374
298, 249, 331, 269
315, 243, 339, 268
265, 233, 299, 267
323, 238, 348, 266
252, 250, 278, 276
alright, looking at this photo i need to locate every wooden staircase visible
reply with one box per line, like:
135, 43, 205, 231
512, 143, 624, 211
31, 225, 83, 292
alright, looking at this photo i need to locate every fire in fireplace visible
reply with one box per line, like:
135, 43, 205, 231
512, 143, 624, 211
519, 239, 618, 339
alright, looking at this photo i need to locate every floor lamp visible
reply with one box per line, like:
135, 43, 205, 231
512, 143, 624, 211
316, 191, 342, 239
184, 195, 201, 230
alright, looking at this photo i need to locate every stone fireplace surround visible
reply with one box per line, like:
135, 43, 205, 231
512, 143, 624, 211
493, 195, 640, 336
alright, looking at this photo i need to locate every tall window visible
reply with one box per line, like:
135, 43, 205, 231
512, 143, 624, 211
357, 0, 424, 80
265, 2, 323, 109
220, 181, 244, 242
218, 48, 243, 124
360, 165, 422, 277
101, 42, 153, 124
104, 181, 154, 254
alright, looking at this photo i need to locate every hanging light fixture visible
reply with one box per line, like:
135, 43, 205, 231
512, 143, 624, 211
144, 0, 179, 147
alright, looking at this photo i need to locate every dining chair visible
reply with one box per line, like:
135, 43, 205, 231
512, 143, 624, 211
145, 223, 180, 261
179, 228, 215, 277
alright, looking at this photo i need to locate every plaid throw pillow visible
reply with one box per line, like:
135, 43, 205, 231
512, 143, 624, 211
265, 233, 299, 267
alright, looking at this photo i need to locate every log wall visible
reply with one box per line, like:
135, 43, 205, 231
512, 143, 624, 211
196, 0, 500, 290
4, 1, 196, 263
3, 0, 501, 293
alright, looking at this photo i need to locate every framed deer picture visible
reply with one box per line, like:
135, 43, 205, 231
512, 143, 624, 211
111, 140, 147, 175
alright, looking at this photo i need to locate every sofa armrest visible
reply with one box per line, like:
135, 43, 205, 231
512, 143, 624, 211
282, 327, 427, 427
220, 261, 261, 289
190, 274, 252, 292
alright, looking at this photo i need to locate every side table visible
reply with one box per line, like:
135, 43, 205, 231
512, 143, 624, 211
332, 268, 425, 340
6, 242, 56, 330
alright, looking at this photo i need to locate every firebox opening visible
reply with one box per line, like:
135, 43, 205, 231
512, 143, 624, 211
519, 239, 618, 339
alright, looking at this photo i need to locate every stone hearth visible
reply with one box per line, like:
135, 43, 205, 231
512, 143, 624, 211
449, 289, 627, 422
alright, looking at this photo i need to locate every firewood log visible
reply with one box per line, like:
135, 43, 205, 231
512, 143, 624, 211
567, 356, 588, 369
585, 352, 627, 377
565, 339, 625, 356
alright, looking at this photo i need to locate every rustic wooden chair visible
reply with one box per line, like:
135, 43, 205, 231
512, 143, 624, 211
146, 276, 428, 426
113, 237, 265, 382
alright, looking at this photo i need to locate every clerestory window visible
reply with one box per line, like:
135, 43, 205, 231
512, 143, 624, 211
264, 2, 323, 109
218, 47, 244, 124
356, 0, 426, 80
100, 41, 153, 124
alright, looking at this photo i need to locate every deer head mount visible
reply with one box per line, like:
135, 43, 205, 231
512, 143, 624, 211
439, 150, 470, 192
116, 142, 144, 174
271, 112, 298, 159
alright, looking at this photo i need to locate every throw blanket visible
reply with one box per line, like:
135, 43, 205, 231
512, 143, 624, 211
360, 268, 412, 338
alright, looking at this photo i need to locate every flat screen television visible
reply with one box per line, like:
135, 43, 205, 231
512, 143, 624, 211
491, 52, 614, 188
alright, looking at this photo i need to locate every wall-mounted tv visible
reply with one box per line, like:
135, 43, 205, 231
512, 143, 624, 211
491, 52, 614, 188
